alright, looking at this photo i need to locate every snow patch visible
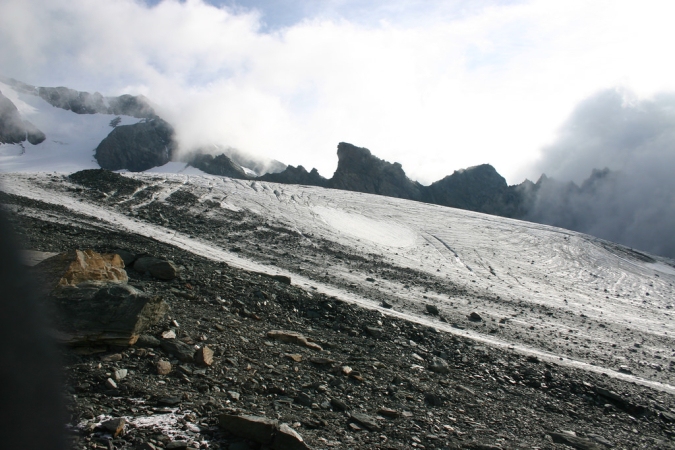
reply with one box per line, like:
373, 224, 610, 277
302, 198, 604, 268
313, 205, 417, 248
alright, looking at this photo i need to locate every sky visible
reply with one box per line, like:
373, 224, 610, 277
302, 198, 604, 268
1, 0, 675, 185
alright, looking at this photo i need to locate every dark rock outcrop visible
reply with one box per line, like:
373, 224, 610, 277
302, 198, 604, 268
187, 152, 250, 179
0, 90, 46, 145
260, 165, 329, 187
328, 142, 425, 200
95, 119, 176, 172
426, 164, 527, 217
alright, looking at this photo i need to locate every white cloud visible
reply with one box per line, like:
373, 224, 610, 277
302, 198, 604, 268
1, 0, 674, 184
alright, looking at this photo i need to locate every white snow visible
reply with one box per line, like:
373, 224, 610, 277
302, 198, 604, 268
144, 161, 209, 175
313, 205, 417, 248
0, 81, 141, 173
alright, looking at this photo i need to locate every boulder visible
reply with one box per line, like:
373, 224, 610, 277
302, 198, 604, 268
32, 249, 127, 293
133, 257, 178, 280
49, 283, 168, 346
218, 414, 309, 450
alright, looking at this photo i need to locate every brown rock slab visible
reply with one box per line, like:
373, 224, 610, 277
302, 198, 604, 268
195, 345, 214, 366
267, 330, 322, 351
31, 249, 127, 294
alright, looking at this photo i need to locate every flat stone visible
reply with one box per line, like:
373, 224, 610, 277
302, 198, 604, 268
218, 414, 277, 445
365, 326, 383, 338
350, 412, 382, 431
113, 369, 128, 381
267, 330, 322, 351
161, 330, 177, 339
160, 339, 195, 362
377, 408, 400, 418
549, 432, 603, 450
105, 378, 118, 390
136, 334, 161, 347
426, 304, 440, 315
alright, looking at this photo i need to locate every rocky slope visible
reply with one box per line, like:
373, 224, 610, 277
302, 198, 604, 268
2, 170, 675, 449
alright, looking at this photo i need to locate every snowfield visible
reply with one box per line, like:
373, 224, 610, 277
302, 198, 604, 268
2, 171, 675, 394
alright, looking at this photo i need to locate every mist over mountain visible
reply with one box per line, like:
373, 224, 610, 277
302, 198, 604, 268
521, 88, 675, 259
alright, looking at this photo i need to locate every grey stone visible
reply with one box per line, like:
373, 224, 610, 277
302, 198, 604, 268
113, 249, 137, 266
549, 432, 603, 450
133, 257, 178, 280
49, 282, 167, 347
135, 334, 160, 348
428, 357, 450, 374
426, 304, 439, 315
349, 412, 382, 431
160, 339, 195, 363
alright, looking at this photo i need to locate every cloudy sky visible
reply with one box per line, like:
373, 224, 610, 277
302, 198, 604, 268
1, 0, 674, 184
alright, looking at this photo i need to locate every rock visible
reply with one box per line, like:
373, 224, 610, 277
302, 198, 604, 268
228, 391, 241, 401
426, 304, 440, 315
105, 378, 118, 390
195, 346, 214, 366
136, 334, 161, 347
162, 330, 177, 339
661, 411, 675, 423
468, 312, 483, 322
267, 330, 323, 351
330, 398, 349, 411
187, 152, 249, 179
424, 391, 444, 406
260, 165, 329, 188
32, 249, 127, 292
381, 300, 393, 309
295, 392, 313, 407
113, 369, 128, 381
377, 408, 400, 418
160, 339, 195, 363
157, 360, 172, 375
133, 257, 178, 280
48, 282, 168, 346
428, 357, 450, 374
365, 326, 383, 338
349, 412, 382, 431
101, 417, 125, 438
586, 434, 615, 447
218, 414, 309, 450
95, 118, 176, 172
113, 249, 137, 266
137, 443, 157, 450
308, 356, 335, 365
275, 423, 309, 450
166, 442, 189, 449
549, 431, 603, 450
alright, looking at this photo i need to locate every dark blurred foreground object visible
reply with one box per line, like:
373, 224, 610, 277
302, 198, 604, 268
0, 210, 66, 449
